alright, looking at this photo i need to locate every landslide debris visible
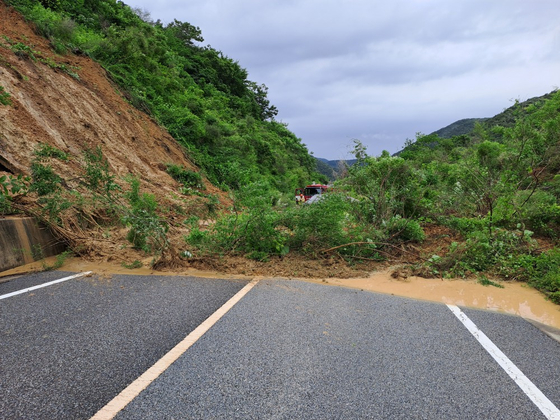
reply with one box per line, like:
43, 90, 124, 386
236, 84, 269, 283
0, 2, 228, 267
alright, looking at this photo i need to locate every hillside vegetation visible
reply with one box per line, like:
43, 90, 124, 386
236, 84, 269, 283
0, 0, 558, 303
185, 92, 560, 302
3, 0, 321, 192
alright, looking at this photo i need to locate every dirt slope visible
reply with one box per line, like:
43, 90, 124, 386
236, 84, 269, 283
0, 3, 227, 195
0, 3, 236, 265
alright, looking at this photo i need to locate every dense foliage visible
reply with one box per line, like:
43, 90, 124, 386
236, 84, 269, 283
185, 92, 560, 302
344, 92, 560, 302
5, 0, 320, 192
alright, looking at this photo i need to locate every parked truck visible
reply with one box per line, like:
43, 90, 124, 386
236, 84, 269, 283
295, 183, 330, 204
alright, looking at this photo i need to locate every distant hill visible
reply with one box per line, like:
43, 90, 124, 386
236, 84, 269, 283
318, 91, 557, 175
430, 118, 488, 138
395, 90, 558, 155
434, 92, 557, 139
315, 158, 358, 181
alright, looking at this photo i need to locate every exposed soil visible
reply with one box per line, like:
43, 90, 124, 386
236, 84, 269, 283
0, 2, 229, 261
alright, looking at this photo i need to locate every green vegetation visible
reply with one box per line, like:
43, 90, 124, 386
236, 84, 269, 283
0, 85, 12, 105
2, 1, 558, 303
477, 276, 504, 288
166, 164, 204, 190
123, 176, 168, 253
185, 91, 560, 303
392, 90, 560, 302
41, 249, 72, 271
0, 144, 173, 260
0, 173, 29, 214
5, 0, 319, 192
122, 259, 143, 269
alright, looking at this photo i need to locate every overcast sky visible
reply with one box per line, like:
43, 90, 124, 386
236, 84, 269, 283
124, 0, 560, 160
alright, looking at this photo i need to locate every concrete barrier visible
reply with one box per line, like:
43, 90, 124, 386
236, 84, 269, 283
0, 217, 66, 272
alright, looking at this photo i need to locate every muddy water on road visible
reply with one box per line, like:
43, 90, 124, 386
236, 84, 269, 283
2, 257, 559, 330
319, 272, 560, 330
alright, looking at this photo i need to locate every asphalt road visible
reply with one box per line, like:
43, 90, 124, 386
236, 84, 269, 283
0, 271, 247, 420
1, 272, 560, 419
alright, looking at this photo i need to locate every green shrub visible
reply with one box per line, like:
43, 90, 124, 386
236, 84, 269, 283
511, 190, 559, 238
40, 193, 72, 223
123, 177, 168, 253
33, 143, 68, 161
506, 248, 560, 302
444, 216, 488, 235
386, 216, 425, 242
185, 181, 286, 257
284, 193, 350, 254
41, 250, 72, 271
185, 211, 285, 257
0, 173, 27, 214
10, 42, 37, 60
29, 162, 62, 196
0, 86, 12, 106
166, 164, 204, 189
428, 228, 536, 278
82, 146, 119, 197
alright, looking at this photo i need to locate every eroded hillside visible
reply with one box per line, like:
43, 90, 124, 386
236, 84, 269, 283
0, 2, 228, 265
1, 3, 213, 188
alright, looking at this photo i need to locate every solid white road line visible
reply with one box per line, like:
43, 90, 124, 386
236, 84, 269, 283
90, 278, 260, 420
448, 304, 560, 420
0, 271, 93, 301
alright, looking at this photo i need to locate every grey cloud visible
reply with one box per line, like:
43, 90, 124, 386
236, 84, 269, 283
124, 0, 560, 159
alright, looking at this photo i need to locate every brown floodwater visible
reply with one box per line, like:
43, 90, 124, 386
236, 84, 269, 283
2, 257, 559, 330
315, 272, 560, 330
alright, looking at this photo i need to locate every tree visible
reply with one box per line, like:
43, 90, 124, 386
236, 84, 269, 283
247, 82, 278, 121
165, 19, 203, 46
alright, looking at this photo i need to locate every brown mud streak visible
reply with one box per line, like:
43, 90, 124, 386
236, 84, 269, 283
2, 257, 559, 337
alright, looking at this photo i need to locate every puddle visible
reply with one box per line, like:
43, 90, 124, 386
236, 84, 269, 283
2, 257, 559, 330
317, 271, 560, 330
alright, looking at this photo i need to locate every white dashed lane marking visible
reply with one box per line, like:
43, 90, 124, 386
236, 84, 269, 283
0, 271, 93, 301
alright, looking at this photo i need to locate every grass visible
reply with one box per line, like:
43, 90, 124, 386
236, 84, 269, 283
478, 275, 504, 288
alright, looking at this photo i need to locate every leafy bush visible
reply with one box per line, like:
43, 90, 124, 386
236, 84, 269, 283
284, 193, 350, 254
443, 216, 489, 236
166, 164, 204, 189
0, 174, 30, 214
185, 181, 286, 257
29, 162, 62, 196
82, 146, 119, 197
509, 190, 559, 238
123, 177, 168, 253
33, 143, 68, 161
386, 216, 425, 242
28, 144, 66, 197
502, 249, 560, 304
428, 228, 536, 278
342, 143, 428, 226
0, 86, 12, 106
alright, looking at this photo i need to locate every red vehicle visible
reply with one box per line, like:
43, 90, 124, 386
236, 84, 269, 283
295, 183, 329, 204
